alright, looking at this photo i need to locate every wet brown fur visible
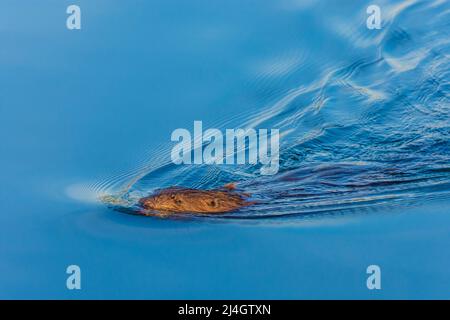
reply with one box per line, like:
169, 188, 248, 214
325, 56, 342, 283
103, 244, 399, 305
139, 184, 253, 214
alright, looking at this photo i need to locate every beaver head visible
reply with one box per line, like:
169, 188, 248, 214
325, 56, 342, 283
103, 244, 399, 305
139, 187, 251, 214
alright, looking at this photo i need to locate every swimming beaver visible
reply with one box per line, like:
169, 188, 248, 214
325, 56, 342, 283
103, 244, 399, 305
139, 183, 254, 214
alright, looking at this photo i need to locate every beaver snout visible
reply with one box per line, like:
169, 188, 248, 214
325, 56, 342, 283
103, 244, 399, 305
139, 197, 156, 209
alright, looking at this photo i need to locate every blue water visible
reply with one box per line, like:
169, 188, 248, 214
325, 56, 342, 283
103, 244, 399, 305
1, 0, 450, 299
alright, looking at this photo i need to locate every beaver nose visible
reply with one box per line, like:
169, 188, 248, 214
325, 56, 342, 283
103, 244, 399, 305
139, 197, 156, 209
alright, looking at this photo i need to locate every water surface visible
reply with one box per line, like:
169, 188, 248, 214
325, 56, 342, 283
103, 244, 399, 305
1, 0, 449, 299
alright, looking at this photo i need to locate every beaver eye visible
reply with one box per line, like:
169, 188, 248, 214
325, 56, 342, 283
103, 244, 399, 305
210, 199, 219, 207
175, 199, 182, 205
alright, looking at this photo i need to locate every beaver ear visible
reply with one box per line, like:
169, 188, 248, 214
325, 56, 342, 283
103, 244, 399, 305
223, 183, 236, 190
170, 194, 175, 199
210, 198, 219, 207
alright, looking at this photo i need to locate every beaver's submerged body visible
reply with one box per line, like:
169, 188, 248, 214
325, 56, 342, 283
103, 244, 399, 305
139, 183, 253, 214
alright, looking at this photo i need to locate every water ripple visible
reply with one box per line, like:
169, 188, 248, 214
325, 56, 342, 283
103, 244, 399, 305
98, 0, 450, 221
